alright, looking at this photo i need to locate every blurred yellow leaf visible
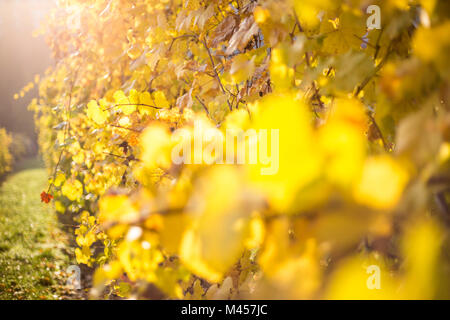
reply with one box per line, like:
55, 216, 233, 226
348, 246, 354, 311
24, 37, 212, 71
353, 156, 409, 210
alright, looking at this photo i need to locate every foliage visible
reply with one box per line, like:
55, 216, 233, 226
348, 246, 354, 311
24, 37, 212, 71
30, 0, 450, 299
9, 133, 34, 161
0, 128, 13, 177
0, 129, 34, 178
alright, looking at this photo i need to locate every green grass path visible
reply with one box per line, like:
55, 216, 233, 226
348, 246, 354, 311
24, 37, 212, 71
0, 158, 75, 299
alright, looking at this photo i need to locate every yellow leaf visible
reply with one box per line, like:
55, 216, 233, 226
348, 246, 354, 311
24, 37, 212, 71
400, 218, 443, 299
159, 213, 191, 254
87, 100, 109, 125
114, 90, 136, 115
325, 254, 398, 299
76, 230, 96, 247
54, 172, 66, 187
318, 98, 367, 189
140, 123, 173, 170
98, 195, 139, 225
127, 45, 143, 60
75, 246, 91, 265
154, 91, 170, 109
353, 156, 409, 210
230, 54, 255, 84
138, 91, 154, 116
61, 179, 83, 202
248, 93, 321, 212
181, 166, 263, 283
254, 6, 270, 24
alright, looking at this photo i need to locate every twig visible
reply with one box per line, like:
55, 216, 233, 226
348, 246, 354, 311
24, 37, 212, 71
304, 52, 324, 114
202, 40, 233, 111
368, 113, 389, 152
353, 34, 376, 49
47, 70, 79, 193
195, 95, 212, 119
102, 207, 185, 231
354, 45, 392, 152
373, 28, 384, 60
103, 103, 161, 112
103, 152, 141, 162
169, 34, 197, 51
354, 43, 391, 97
108, 124, 143, 133
103, 152, 128, 159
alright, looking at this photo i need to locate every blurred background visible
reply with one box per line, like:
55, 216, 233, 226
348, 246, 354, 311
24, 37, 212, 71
0, 0, 55, 151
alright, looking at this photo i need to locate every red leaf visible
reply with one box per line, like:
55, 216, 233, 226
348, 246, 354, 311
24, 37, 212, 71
40, 191, 53, 204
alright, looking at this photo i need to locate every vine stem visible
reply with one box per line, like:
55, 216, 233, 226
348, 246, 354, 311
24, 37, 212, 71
202, 39, 233, 111
354, 45, 391, 97
354, 43, 392, 152
108, 124, 143, 133
103, 103, 161, 112
168, 34, 197, 51
195, 95, 212, 119
47, 69, 79, 193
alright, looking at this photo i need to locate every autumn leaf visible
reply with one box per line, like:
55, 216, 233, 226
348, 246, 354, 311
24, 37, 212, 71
40, 191, 53, 204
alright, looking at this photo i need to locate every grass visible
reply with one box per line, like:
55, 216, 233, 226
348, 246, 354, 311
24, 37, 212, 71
0, 157, 76, 299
